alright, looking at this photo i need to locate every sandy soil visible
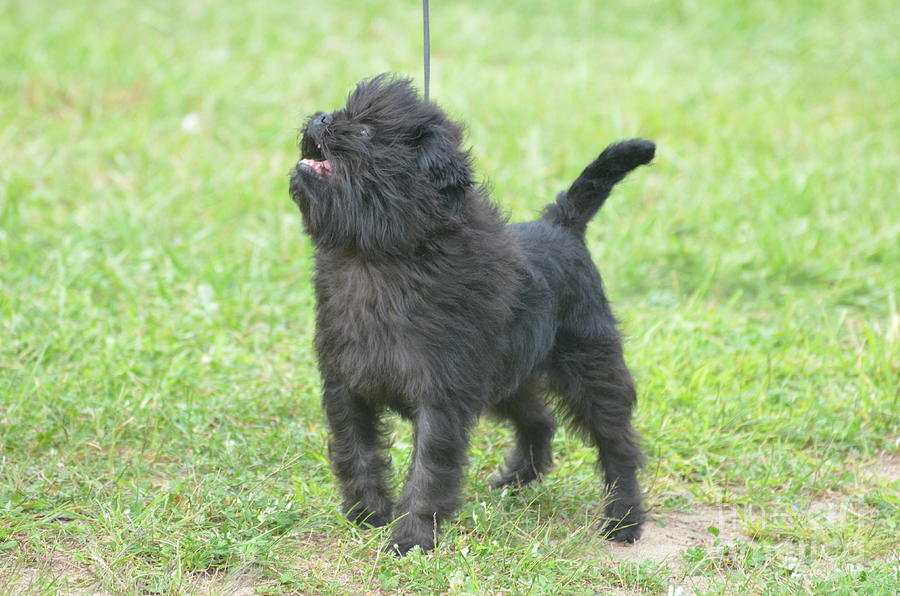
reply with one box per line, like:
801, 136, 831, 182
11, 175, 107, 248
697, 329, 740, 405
609, 504, 745, 566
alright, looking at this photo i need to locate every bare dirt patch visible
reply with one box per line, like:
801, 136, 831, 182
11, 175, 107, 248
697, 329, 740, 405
1, 552, 262, 596
860, 450, 900, 485
608, 504, 745, 566
600, 450, 900, 592
602, 503, 747, 593
1, 550, 105, 596
185, 569, 260, 596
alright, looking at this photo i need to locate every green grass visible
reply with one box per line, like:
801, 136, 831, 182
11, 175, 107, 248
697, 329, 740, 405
1, 0, 897, 593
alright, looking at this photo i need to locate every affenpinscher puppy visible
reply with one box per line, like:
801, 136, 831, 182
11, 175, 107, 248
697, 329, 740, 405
289, 74, 655, 555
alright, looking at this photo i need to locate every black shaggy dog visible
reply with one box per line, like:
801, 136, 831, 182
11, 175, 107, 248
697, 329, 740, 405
289, 74, 655, 555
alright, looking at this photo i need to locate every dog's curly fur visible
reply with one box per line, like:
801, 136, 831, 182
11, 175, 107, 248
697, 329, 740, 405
289, 74, 655, 555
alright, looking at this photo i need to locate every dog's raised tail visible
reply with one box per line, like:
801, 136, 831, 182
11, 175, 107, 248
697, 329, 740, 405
542, 139, 655, 235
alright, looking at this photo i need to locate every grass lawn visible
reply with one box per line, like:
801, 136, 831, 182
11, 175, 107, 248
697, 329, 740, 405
1, 0, 897, 593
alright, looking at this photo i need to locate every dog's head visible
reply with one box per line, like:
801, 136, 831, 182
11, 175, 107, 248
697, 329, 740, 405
289, 74, 473, 254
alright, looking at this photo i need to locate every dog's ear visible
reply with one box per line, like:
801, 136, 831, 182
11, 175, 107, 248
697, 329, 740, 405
416, 124, 472, 202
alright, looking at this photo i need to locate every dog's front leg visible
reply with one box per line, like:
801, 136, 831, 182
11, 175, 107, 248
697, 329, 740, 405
322, 383, 393, 527
389, 406, 472, 555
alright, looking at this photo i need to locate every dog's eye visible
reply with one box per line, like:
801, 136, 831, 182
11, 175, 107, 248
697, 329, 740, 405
358, 127, 371, 137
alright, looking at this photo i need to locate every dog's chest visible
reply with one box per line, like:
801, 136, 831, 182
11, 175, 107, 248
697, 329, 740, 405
314, 258, 431, 397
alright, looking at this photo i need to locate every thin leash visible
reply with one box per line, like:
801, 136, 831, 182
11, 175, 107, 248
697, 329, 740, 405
422, 0, 430, 102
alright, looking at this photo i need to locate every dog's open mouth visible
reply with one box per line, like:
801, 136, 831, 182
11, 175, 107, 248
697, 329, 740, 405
300, 157, 333, 178
300, 134, 333, 178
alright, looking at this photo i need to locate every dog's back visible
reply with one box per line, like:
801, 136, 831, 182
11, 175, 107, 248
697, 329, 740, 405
505, 137, 656, 357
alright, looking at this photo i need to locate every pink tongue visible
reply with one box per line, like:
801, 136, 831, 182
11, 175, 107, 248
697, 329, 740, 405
301, 158, 332, 175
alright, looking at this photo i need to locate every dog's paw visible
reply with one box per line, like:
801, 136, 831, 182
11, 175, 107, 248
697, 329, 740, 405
602, 520, 643, 543
490, 447, 552, 490
489, 468, 539, 490
601, 502, 645, 544
387, 514, 436, 556
344, 503, 392, 528
386, 539, 430, 557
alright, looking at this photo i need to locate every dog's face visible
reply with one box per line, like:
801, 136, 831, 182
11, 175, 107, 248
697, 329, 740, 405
289, 75, 472, 254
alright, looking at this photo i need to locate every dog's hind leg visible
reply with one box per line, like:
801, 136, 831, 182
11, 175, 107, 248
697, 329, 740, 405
389, 405, 474, 555
488, 379, 557, 489
549, 326, 645, 543
322, 382, 393, 528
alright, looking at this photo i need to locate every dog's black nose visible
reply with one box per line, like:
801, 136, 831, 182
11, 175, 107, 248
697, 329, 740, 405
319, 113, 333, 126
